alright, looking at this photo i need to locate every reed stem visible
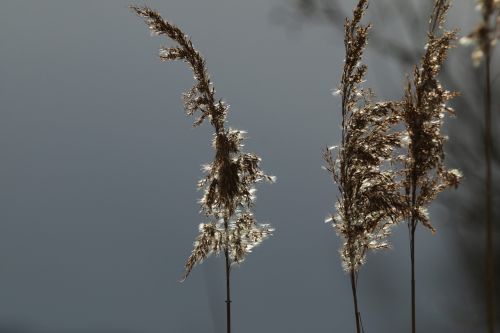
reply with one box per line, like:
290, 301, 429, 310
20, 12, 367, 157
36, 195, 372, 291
350, 270, 361, 333
484, 41, 494, 333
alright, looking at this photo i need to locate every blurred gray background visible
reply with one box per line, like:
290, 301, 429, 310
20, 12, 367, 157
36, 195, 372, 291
0, 0, 498, 332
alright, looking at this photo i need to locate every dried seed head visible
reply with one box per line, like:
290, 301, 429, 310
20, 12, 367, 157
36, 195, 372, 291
402, 0, 461, 233
131, 5, 274, 280
324, 0, 406, 272
460, 0, 499, 66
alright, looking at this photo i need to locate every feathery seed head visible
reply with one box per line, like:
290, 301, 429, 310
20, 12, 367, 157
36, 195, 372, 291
460, 0, 499, 65
402, 0, 461, 233
324, 0, 406, 272
131, 5, 273, 280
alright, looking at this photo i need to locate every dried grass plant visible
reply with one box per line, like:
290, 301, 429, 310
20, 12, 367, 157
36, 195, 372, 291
131, 6, 275, 333
324, 1, 462, 332
460, 1, 499, 331
401, 1, 461, 332
323, 1, 406, 331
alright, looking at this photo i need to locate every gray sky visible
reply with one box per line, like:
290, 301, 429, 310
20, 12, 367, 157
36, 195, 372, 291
0, 0, 489, 332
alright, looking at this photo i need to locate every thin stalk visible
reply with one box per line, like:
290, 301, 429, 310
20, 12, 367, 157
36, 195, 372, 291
410, 220, 416, 333
484, 43, 494, 333
224, 218, 232, 333
410, 170, 418, 333
350, 270, 361, 333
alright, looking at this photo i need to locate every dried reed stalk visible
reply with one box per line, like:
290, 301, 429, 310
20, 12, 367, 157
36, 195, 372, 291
461, 1, 499, 331
323, 1, 405, 331
401, 1, 461, 332
131, 6, 275, 333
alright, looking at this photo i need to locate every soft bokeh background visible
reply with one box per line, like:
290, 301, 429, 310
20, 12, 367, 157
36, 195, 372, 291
0, 0, 498, 332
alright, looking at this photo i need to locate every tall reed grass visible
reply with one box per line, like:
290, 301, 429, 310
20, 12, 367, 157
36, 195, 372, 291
461, 1, 499, 331
130, 2, 466, 332
325, 2, 461, 332
402, 2, 461, 331
131, 6, 275, 333
323, 1, 406, 331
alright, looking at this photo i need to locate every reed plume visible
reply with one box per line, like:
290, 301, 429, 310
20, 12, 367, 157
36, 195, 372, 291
460, 1, 499, 331
323, 1, 405, 331
401, 1, 461, 332
131, 6, 275, 333
460, 0, 499, 67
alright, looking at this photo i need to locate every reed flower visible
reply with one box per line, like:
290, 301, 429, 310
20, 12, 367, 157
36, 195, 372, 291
131, 6, 274, 332
324, 0, 404, 275
460, 0, 499, 66
130, 4, 273, 279
402, 2, 461, 331
323, 1, 405, 331
402, 0, 461, 235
